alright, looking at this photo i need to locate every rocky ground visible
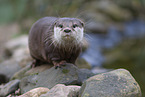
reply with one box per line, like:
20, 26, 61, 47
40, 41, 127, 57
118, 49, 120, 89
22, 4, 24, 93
0, 35, 142, 97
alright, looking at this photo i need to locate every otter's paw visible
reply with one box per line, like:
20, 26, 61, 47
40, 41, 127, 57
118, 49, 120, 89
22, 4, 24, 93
53, 60, 67, 69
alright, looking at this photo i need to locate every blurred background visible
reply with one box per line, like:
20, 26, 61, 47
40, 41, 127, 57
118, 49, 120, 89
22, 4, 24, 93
0, 0, 145, 96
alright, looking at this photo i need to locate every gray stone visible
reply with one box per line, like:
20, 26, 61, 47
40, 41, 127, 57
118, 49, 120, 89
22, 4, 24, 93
11, 65, 52, 80
40, 84, 80, 97
79, 69, 94, 83
24, 65, 53, 76
0, 59, 22, 80
11, 47, 32, 67
0, 79, 20, 97
4, 35, 28, 58
79, 69, 142, 97
20, 64, 94, 94
10, 65, 31, 80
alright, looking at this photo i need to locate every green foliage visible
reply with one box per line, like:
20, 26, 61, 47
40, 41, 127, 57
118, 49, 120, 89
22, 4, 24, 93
0, 0, 28, 24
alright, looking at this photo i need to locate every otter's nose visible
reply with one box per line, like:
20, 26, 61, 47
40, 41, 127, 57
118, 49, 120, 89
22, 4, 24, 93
64, 29, 71, 33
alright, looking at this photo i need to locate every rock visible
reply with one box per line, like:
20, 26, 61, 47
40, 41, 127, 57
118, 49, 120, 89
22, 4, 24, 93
0, 59, 22, 80
11, 65, 53, 80
5, 38, 32, 68
79, 69, 94, 83
10, 65, 31, 80
25, 65, 53, 76
103, 37, 145, 96
0, 49, 32, 81
40, 84, 81, 97
20, 64, 94, 94
7, 88, 21, 97
3, 35, 28, 59
0, 79, 20, 97
79, 69, 142, 97
18, 87, 49, 97
0, 55, 31, 82
12, 47, 32, 67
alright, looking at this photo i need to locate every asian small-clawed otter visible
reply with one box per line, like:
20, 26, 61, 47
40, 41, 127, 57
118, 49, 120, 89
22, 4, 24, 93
28, 17, 84, 69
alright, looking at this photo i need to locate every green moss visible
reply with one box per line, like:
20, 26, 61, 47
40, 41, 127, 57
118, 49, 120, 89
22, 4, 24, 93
62, 69, 69, 74
83, 93, 90, 97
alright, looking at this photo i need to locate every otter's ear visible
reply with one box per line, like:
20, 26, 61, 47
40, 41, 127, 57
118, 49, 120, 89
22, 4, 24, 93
54, 20, 58, 26
54, 22, 57, 26
80, 20, 84, 27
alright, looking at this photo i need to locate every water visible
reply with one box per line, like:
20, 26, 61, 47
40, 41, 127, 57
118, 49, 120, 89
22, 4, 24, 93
81, 20, 145, 67
124, 20, 145, 38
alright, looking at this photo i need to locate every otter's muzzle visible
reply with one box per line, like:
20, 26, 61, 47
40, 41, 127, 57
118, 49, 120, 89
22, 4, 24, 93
63, 27, 72, 33
64, 29, 71, 33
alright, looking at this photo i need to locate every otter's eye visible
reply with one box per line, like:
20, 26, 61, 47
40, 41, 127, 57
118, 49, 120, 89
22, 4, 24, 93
58, 24, 63, 28
73, 24, 78, 28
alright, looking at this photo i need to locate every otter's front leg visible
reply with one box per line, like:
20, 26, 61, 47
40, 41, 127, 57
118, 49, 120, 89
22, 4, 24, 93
31, 59, 43, 68
52, 60, 67, 69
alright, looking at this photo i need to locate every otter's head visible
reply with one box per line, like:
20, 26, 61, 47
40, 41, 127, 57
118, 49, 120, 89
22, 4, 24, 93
54, 18, 84, 45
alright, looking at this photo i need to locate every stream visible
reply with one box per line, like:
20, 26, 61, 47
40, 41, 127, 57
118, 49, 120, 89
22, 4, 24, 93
81, 20, 145, 67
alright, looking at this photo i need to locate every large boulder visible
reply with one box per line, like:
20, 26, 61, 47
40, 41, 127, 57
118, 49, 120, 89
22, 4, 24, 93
20, 64, 94, 94
79, 69, 142, 97
40, 84, 81, 97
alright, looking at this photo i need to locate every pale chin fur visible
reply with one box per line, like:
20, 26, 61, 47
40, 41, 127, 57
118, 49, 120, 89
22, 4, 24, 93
53, 26, 62, 43
74, 27, 84, 43
53, 26, 84, 46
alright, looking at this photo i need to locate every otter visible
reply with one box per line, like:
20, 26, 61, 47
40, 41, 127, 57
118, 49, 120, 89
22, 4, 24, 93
29, 17, 84, 69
